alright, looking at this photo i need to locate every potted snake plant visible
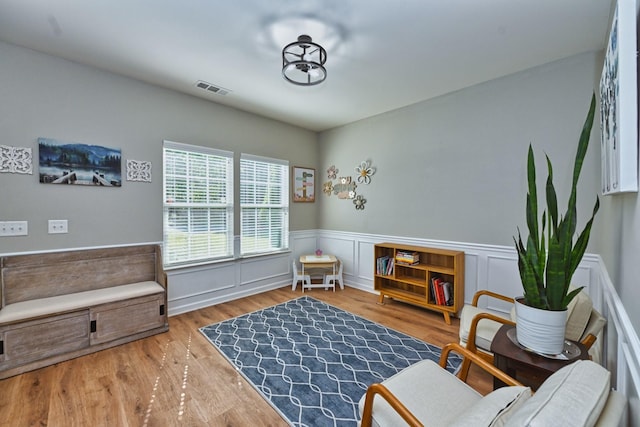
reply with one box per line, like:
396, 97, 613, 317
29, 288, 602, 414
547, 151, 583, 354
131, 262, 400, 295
513, 94, 599, 355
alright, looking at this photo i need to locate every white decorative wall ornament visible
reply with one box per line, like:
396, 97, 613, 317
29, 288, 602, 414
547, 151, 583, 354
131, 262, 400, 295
126, 159, 152, 182
0, 145, 33, 174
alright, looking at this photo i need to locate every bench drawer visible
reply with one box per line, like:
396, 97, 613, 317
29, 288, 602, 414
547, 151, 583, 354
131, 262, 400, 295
0, 311, 90, 370
90, 293, 166, 345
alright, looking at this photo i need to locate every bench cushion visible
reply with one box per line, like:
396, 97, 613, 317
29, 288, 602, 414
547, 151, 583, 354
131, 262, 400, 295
0, 281, 164, 324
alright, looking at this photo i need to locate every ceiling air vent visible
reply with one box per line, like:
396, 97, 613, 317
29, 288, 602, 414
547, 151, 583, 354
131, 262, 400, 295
195, 80, 230, 96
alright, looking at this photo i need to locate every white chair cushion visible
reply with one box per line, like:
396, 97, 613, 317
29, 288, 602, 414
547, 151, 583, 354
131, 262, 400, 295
358, 359, 481, 427
565, 290, 593, 342
449, 386, 531, 427
459, 304, 508, 351
503, 360, 610, 427
594, 390, 626, 427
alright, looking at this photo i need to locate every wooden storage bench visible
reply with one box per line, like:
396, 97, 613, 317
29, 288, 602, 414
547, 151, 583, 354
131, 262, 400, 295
0, 244, 168, 379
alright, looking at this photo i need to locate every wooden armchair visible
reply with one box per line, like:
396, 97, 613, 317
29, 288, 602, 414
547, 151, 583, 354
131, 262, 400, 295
360, 343, 523, 427
359, 342, 625, 427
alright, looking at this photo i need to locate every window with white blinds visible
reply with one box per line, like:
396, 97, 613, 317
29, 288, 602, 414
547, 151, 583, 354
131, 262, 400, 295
163, 141, 233, 267
240, 154, 289, 256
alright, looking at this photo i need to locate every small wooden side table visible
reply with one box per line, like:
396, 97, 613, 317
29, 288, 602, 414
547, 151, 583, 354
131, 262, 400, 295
490, 324, 589, 390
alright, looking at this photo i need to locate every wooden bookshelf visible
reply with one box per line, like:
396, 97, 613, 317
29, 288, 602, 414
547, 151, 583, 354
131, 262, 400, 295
374, 242, 464, 324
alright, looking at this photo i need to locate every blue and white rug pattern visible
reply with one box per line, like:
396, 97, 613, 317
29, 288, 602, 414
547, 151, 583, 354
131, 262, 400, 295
199, 296, 462, 426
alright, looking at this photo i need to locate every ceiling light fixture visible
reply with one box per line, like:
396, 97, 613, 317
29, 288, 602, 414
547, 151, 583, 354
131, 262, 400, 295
282, 35, 327, 86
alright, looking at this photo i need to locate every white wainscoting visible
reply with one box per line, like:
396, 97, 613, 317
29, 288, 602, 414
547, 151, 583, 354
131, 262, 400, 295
598, 258, 640, 426
167, 229, 602, 316
314, 229, 600, 313
167, 229, 639, 418
167, 230, 318, 316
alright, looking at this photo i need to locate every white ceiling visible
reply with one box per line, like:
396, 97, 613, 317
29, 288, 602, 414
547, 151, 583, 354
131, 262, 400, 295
0, 0, 613, 132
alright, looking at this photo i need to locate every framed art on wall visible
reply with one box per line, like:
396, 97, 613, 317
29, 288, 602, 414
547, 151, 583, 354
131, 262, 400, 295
38, 137, 122, 187
600, 0, 638, 194
292, 166, 315, 202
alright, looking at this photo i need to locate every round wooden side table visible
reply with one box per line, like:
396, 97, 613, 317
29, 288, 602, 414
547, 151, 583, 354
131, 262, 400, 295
490, 324, 589, 390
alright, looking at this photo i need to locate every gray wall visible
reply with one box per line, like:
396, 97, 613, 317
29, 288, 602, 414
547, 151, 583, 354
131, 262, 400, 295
598, 174, 640, 332
317, 52, 603, 251
318, 50, 640, 334
0, 41, 317, 254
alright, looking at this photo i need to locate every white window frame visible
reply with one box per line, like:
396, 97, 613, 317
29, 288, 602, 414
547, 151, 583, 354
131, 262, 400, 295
163, 140, 234, 267
240, 153, 289, 256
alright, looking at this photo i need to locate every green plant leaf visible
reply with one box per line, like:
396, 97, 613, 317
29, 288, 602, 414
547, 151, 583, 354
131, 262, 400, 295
573, 95, 597, 190
538, 214, 546, 286
526, 145, 539, 249
545, 155, 558, 234
569, 197, 600, 276
546, 234, 565, 310
516, 238, 544, 308
563, 286, 585, 309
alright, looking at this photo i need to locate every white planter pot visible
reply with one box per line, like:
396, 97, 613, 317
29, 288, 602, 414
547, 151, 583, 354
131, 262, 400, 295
514, 298, 567, 355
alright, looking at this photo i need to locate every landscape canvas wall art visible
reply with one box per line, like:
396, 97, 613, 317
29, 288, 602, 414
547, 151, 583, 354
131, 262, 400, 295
38, 138, 122, 187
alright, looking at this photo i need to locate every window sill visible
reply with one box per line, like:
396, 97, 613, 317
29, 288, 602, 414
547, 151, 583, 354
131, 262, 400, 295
164, 250, 291, 271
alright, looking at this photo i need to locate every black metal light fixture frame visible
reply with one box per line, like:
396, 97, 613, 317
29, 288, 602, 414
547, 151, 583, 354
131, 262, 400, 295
282, 34, 327, 86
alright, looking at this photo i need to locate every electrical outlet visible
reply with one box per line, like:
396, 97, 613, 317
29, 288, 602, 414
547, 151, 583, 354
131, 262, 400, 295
0, 221, 28, 236
48, 219, 68, 234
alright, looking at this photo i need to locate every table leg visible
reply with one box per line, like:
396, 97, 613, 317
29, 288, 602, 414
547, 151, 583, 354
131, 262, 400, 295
332, 262, 336, 292
493, 353, 509, 390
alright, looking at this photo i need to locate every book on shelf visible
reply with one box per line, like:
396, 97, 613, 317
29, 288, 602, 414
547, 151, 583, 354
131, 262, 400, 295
442, 281, 453, 306
431, 277, 442, 305
430, 277, 453, 306
437, 280, 446, 305
395, 260, 419, 266
376, 256, 387, 275
395, 251, 419, 265
386, 258, 395, 275
429, 277, 436, 303
376, 256, 395, 275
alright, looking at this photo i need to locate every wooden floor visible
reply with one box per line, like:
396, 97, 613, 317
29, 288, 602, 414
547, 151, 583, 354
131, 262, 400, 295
0, 286, 492, 426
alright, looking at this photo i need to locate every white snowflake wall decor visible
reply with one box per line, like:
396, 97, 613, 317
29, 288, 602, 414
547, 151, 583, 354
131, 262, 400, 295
126, 159, 152, 182
0, 145, 33, 174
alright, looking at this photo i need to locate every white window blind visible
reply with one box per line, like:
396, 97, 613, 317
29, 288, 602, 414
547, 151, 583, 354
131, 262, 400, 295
240, 154, 289, 256
163, 141, 233, 267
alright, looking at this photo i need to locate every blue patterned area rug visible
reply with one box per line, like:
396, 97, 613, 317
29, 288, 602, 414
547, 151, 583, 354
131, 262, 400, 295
199, 296, 462, 427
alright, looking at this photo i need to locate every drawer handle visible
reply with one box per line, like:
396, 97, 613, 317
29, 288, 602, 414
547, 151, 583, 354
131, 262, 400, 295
160, 304, 165, 316
0, 340, 3, 355
90, 320, 97, 333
